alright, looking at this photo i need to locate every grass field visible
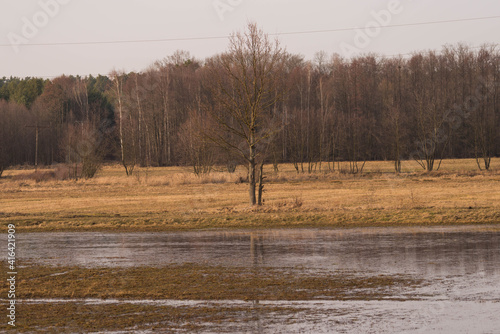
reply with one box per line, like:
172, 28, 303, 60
1, 159, 499, 231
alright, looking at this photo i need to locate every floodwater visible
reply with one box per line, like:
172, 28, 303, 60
8, 225, 500, 333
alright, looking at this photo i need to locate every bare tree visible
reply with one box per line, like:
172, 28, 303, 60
205, 23, 287, 206
380, 58, 405, 173
62, 121, 104, 179
314, 51, 333, 172
409, 52, 450, 171
110, 70, 135, 175
470, 46, 498, 170
178, 109, 216, 175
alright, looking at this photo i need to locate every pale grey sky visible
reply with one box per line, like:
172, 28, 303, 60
1, 0, 499, 78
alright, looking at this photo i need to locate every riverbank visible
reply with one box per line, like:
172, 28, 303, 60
1, 159, 499, 232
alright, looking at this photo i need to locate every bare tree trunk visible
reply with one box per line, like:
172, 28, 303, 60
393, 113, 402, 173
257, 162, 264, 205
282, 100, 287, 161
163, 97, 170, 165
248, 158, 256, 206
134, 75, 144, 165
111, 72, 127, 174
145, 122, 152, 166
160, 70, 171, 165
306, 66, 311, 172
318, 77, 326, 172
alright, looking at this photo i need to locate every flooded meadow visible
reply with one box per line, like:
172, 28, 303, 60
4, 225, 500, 333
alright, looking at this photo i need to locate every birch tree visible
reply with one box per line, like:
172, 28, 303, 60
110, 70, 135, 175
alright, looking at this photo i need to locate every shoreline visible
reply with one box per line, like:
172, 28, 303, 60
3, 211, 500, 233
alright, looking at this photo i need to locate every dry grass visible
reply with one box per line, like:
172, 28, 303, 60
0, 261, 423, 332
1, 263, 419, 301
5, 302, 307, 333
1, 159, 499, 231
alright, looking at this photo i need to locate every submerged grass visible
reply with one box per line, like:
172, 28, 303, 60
2, 302, 304, 333
1, 263, 421, 301
0, 262, 423, 332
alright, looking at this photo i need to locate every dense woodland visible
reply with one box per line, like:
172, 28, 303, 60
1, 41, 499, 179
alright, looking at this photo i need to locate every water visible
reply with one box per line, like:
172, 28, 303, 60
6, 225, 500, 333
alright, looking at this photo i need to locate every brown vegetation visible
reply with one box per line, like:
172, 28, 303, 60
3, 263, 419, 301
6, 303, 301, 333
1, 159, 499, 232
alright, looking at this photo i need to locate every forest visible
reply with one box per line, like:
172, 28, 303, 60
1, 38, 499, 180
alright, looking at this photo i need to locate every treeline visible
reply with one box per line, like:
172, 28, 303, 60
0, 74, 114, 177
0, 44, 499, 177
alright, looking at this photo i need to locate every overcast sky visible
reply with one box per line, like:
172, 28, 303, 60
1, 0, 499, 78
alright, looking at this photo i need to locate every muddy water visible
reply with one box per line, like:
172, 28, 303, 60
9, 225, 500, 333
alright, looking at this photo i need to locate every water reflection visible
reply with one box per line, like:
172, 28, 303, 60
250, 233, 265, 266
10, 226, 500, 279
